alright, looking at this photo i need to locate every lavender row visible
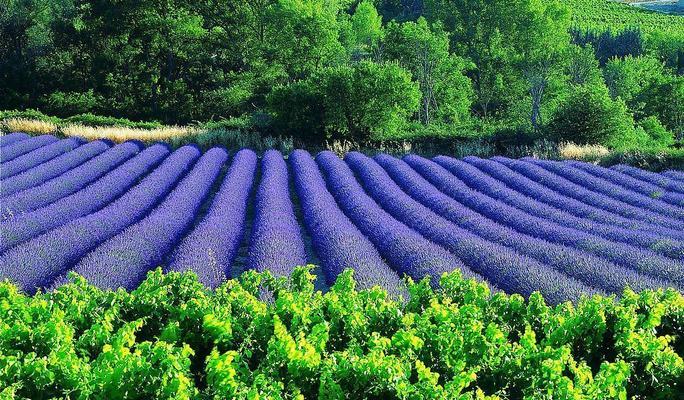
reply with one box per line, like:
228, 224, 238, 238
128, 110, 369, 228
375, 154, 668, 294
663, 170, 684, 182
0, 141, 110, 197
495, 157, 684, 231
247, 150, 307, 276
463, 157, 684, 242
435, 156, 684, 260
528, 159, 684, 221
347, 152, 596, 303
66, 148, 227, 290
167, 149, 257, 288
0, 144, 169, 253
0, 133, 29, 147
0, 146, 200, 293
568, 161, 684, 208
290, 150, 405, 295
316, 151, 480, 288
404, 155, 684, 289
611, 164, 684, 195
0, 142, 141, 219
0, 135, 58, 162
0, 138, 84, 179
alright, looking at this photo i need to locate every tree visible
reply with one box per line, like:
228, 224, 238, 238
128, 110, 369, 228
640, 75, 684, 142
548, 82, 637, 149
383, 18, 473, 126
566, 45, 603, 87
268, 61, 420, 141
603, 55, 665, 115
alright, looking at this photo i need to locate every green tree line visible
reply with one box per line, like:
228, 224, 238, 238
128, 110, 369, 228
1, 0, 683, 146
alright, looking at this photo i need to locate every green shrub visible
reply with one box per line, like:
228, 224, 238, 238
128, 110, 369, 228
0, 267, 681, 399
63, 113, 163, 129
0, 109, 60, 124
547, 83, 638, 149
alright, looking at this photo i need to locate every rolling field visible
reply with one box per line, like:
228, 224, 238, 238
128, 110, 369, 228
1, 132, 684, 303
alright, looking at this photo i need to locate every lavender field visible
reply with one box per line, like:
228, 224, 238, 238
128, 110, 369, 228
1, 132, 684, 304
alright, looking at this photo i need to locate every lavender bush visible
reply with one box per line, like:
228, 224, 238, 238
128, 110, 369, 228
0, 146, 201, 293
68, 148, 227, 290
167, 149, 257, 288
0, 138, 84, 179
247, 150, 307, 277
0, 141, 110, 197
0, 144, 169, 252
290, 150, 405, 295
0, 142, 141, 218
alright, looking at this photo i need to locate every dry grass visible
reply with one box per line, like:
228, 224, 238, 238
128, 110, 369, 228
62, 124, 197, 143
559, 142, 610, 160
2, 118, 57, 134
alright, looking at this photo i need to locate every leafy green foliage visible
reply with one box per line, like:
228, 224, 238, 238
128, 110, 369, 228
547, 82, 637, 149
0, 267, 682, 398
268, 61, 420, 142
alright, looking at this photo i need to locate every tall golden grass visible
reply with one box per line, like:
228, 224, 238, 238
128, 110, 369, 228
559, 142, 610, 160
2, 118, 57, 134
61, 124, 197, 143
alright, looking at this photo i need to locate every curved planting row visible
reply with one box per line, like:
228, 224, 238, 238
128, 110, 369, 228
0, 140, 110, 197
0, 132, 29, 147
316, 151, 479, 287
0, 134, 682, 299
663, 170, 684, 182
0, 144, 169, 252
290, 150, 405, 295
0, 146, 200, 293
528, 159, 684, 222
611, 164, 684, 195
404, 155, 684, 290
568, 160, 684, 208
247, 150, 307, 276
67, 148, 227, 290
436, 156, 684, 260
0, 138, 84, 179
0, 135, 58, 162
167, 149, 258, 288
346, 152, 596, 303
0, 142, 141, 219
495, 157, 684, 231
463, 157, 684, 242
374, 154, 669, 295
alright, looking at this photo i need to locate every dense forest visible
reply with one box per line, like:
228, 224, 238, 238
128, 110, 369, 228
1, 0, 683, 148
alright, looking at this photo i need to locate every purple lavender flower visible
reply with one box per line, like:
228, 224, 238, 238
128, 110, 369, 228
609, 164, 684, 198
1, 138, 84, 179
0, 133, 29, 147
316, 151, 481, 288
290, 150, 405, 295
463, 157, 684, 241
347, 152, 597, 303
376, 154, 670, 294
0, 146, 201, 293
1, 140, 110, 197
1, 142, 141, 218
1, 135, 59, 162
67, 148, 228, 290
434, 156, 684, 260
1, 135, 58, 161
404, 155, 684, 290
0, 144, 169, 252
495, 157, 684, 231
167, 149, 257, 288
663, 170, 684, 182
529, 159, 684, 221
247, 150, 307, 277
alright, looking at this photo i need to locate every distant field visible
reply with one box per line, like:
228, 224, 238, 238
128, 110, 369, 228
567, 0, 684, 34
1, 133, 684, 304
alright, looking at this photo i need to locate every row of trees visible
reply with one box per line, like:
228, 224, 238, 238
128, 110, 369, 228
1, 0, 683, 146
